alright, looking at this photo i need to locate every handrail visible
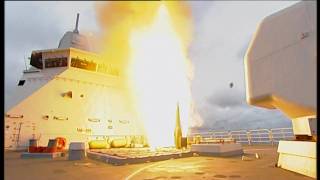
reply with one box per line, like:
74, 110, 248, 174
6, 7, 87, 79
187, 127, 294, 145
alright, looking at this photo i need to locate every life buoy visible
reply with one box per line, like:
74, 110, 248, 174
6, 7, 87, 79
55, 137, 66, 150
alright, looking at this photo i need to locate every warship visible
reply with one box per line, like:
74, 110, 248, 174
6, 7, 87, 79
4, 13, 145, 150
4, 1, 316, 180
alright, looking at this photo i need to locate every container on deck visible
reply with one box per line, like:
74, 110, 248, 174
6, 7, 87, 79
68, 142, 86, 160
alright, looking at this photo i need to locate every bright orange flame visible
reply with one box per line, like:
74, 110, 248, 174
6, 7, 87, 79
95, 1, 203, 147
128, 4, 193, 148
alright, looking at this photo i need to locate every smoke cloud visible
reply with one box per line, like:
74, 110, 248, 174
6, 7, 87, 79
94, 2, 203, 129
94, 2, 192, 69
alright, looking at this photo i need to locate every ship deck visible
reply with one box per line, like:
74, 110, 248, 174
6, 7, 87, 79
4, 145, 313, 180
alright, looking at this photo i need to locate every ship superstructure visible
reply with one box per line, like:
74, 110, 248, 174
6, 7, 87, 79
5, 14, 144, 150
244, 1, 316, 178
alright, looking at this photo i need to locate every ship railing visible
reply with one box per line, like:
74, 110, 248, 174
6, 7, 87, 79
10, 134, 146, 150
89, 134, 145, 140
187, 127, 294, 145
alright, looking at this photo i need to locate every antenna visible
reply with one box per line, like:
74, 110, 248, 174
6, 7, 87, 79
73, 13, 80, 34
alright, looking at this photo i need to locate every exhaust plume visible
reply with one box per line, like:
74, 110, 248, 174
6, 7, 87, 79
95, 1, 203, 147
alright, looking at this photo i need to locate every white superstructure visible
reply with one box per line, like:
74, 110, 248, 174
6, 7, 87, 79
5, 14, 144, 150
244, 1, 316, 178
244, 1, 317, 119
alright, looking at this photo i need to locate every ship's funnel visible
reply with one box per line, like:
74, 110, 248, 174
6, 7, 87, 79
73, 13, 79, 34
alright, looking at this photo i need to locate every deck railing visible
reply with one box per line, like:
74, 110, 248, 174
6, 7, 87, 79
187, 127, 294, 145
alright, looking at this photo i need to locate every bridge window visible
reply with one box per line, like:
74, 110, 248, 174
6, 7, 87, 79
97, 63, 119, 76
30, 52, 43, 69
71, 57, 96, 71
45, 57, 68, 68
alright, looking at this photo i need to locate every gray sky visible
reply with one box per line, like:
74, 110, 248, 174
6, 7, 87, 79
5, 1, 299, 131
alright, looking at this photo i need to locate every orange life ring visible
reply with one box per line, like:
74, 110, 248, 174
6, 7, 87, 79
55, 137, 66, 150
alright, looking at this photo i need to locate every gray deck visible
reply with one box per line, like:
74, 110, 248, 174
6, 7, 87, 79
87, 148, 193, 165
5, 145, 314, 180
21, 152, 63, 159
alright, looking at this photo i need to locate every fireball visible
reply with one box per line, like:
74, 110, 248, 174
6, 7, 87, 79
128, 3, 192, 148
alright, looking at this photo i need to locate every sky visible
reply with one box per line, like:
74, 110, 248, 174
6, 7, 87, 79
5, 1, 300, 131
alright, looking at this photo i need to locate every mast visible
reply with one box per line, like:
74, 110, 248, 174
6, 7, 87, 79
73, 13, 80, 34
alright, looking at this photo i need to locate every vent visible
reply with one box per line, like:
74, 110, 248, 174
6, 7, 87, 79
62, 91, 72, 98
18, 80, 26, 86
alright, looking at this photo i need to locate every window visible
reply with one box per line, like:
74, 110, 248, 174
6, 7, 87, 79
45, 57, 68, 68
18, 80, 25, 86
30, 52, 43, 69
71, 57, 96, 71
97, 63, 119, 76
